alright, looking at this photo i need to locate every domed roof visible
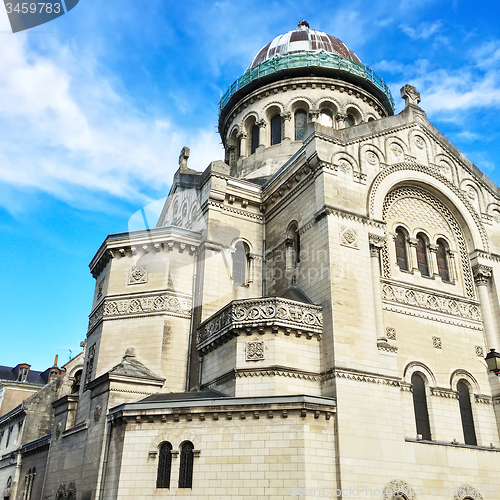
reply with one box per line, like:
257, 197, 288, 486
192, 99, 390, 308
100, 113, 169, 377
249, 20, 361, 69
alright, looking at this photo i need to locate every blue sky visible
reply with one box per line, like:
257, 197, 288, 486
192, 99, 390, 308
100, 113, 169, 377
1, 0, 499, 369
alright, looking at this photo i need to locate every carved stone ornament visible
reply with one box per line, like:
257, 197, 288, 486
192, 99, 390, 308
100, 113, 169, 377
386, 327, 396, 340
88, 292, 192, 332
472, 264, 492, 285
97, 278, 105, 299
55, 422, 62, 439
366, 151, 378, 165
432, 336, 442, 349
383, 479, 416, 500
369, 233, 386, 249
340, 226, 358, 249
245, 339, 265, 361
94, 404, 102, 423
400, 84, 421, 106
381, 282, 481, 321
128, 265, 148, 285
475, 345, 484, 357
390, 143, 403, 157
414, 136, 425, 149
453, 485, 483, 500
338, 160, 351, 175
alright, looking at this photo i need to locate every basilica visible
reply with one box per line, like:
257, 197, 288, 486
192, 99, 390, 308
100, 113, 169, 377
2, 20, 500, 500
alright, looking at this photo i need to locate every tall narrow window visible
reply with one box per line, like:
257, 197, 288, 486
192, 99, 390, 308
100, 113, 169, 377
270, 115, 282, 145
411, 373, 431, 440
416, 235, 430, 277
71, 370, 82, 394
286, 222, 300, 270
294, 110, 307, 140
157, 442, 172, 489
250, 123, 259, 154
436, 239, 450, 282
233, 241, 248, 287
179, 441, 194, 489
457, 381, 477, 446
345, 114, 355, 127
395, 228, 409, 271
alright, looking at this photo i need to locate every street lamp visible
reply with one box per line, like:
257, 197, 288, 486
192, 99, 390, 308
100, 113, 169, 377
485, 348, 500, 375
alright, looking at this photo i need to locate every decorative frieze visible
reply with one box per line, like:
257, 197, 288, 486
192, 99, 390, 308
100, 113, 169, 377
88, 291, 192, 332
381, 280, 481, 322
197, 297, 323, 349
430, 387, 457, 399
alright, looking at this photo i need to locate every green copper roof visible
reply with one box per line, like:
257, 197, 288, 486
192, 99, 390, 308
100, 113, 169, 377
219, 52, 395, 114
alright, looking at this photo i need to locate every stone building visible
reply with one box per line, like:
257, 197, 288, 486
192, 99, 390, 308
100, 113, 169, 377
4, 20, 500, 500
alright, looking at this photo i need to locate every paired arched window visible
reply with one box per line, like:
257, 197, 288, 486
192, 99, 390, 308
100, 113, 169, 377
270, 115, 282, 145
157, 442, 172, 489
179, 441, 194, 488
411, 373, 431, 440
457, 381, 477, 446
233, 241, 249, 287
294, 110, 307, 141
436, 239, 450, 282
395, 228, 409, 272
416, 234, 430, 277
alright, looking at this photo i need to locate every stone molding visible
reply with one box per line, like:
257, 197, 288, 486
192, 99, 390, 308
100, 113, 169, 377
472, 264, 493, 285
474, 394, 492, 405
88, 290, 192, 332
430, 387, 457, 399
196, 297, 323, 351
383, 479, 416, 500
381, 279, 481, 322
207, 200, 263, 221
453, 486, 483, 500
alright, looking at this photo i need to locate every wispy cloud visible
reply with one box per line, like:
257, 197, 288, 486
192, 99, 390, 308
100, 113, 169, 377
400, 21, 443, 40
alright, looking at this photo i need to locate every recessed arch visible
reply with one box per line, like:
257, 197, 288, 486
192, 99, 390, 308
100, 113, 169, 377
368, 163, 489, 253
403, 361, 437, 387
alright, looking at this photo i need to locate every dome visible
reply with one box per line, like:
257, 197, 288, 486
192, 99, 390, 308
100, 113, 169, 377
249, 20, 361, 69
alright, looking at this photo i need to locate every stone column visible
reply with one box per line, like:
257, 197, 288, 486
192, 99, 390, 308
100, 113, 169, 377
281, 112, 292, 139
237, 131, 247, 159
336, 113, 347, 130
257, 119, 267, 148
408, 238, 419, 273
309, 110, 320, 124
429, 244, 439, 277
370, 234, 386, 342
473, 264, 498, 350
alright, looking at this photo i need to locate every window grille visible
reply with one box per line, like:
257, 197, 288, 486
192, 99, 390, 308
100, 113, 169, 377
156, 442, 172, 489
179, 441, 194, 488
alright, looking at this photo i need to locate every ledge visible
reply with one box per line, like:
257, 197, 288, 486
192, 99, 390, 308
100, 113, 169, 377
62, 421, 88, 438
405, 437, 500, 452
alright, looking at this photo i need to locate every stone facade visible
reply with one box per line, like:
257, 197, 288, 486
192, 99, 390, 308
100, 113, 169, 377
4, 21, 500, 500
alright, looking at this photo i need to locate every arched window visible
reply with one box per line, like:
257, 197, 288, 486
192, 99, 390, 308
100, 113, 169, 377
345, 114, 355, 127
436, 239, 450, 282
294, 110, 307, 141
157, 442, 172, 489
233, 241, 248, 287
457, 381, 477, 446
319, 109, 334, 128
71, 370, 82, 394
179, 441, 194, 489
395, 228, 409, 271
416, 234, 430, 277
270, 115, 282, 145
411, 373, 431, 440
250, 123, 259, 154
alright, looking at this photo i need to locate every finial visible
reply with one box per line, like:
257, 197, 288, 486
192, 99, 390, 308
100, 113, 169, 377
400, 84, 421, 108
124, 348, 136, 359
179, 146, 190, 172
297, 20, 309, 29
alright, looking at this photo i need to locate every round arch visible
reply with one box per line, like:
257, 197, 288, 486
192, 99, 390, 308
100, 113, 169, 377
368, 163, 488, 253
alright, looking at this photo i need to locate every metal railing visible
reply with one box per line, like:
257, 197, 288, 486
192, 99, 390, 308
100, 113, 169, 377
219, 52, 395, 111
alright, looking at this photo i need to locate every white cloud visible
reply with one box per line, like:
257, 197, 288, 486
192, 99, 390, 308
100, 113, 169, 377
0, 28, 224, 209
400, 21, 443, 40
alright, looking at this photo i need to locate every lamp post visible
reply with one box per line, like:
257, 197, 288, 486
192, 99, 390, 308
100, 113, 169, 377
485, 348, 500, 375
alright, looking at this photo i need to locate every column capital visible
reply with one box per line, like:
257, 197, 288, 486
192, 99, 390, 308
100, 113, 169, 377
472, 264, 493, 285
369, 234, 386, 254
429, 244, 439, 253
237, 131, 247, 139
280, 111, 292, 121
408, 238, 419, 248
257, 119, 267, 128
336, 113, 347, 122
